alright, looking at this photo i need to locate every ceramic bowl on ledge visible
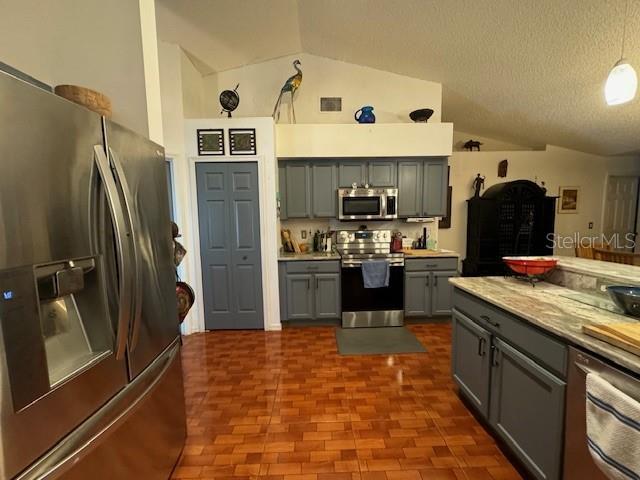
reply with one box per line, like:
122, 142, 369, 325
606, 286, 640, 318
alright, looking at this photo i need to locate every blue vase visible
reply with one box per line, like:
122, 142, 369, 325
355, 105, 376, 123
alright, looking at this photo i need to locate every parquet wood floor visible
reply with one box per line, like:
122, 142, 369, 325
172, 324, 522, 480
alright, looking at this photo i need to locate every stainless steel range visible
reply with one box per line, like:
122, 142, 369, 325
337, 230, 404, 328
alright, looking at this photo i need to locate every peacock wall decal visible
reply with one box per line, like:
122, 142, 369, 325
272, 59, 302, 123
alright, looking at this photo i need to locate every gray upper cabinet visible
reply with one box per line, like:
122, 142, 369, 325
490, 338, 566, 480
404, 271, 430, 316
278, 165, 287, 220
285, 162, 311, 218
397, 161, 422, 217
432, 270, 456, 316
314, 273, 340, 319
338, 161, 366, 187
286, 274, 314, 319
452, 310, 492, 418
423, 158, 448, 217
368, 160, 397, 187
279, 157, 449, 219
311, 163, 337, 217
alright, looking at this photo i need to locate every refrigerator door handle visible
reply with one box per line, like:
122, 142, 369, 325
93, 145, 134, 360
108, 146, 143, 352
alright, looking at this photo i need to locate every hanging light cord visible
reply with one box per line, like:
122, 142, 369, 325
621, 0, 630, 59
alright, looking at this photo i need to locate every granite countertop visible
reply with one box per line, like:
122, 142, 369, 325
449, 276, 640, 374
278, 252, 341, 261
554, 256, 640, 286
402, 248, 459, 258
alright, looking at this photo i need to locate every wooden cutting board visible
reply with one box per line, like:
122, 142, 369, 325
583, 323, 640, 356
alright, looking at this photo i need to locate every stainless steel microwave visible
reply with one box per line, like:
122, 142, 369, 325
338, 188, 398, 220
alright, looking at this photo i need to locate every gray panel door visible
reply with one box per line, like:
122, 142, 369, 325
312, 163, 337, 217
368, 160, 397, 187
423, 158, 448, 217
404, 271, 429, 316
432, 270, 456, 316
105, 120, 179, 379
314, 273, 340, 319
338, 161, 366, 187
490, 338, 566, 480
451, 310, 491, 418
286, 274, 314, 319
398, 161, 423, 217
285, 162, 310, 218
196, 163, 263, 329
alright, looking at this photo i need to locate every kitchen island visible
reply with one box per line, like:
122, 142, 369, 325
449, 257, 640, 480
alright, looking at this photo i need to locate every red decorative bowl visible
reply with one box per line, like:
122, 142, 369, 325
502, 257, 558, 276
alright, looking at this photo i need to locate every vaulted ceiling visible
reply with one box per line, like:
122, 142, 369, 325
156, 0, 640, 155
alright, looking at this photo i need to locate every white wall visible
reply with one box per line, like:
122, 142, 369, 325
438, 145, 640, 259
0, 0, 150, 137
139, 0, 163, 144
204, 53, 442, 123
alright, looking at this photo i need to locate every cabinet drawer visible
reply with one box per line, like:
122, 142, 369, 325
453, 289, 567, 378
405, 257, 458, 271
285, 260, 340, 274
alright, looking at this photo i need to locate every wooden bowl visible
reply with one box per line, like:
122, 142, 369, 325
54, 84, 112, 117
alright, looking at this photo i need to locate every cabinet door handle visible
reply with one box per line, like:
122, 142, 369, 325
477, 337, 486, 356
316, 277, 319, 289
480, 314, 500, 328
491, 345, 500, 367
307, 279, 310, 290
434, 276, 438, 286
426, 276, 430, 287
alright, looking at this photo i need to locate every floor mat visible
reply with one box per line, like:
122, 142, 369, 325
335, 326, 427, 355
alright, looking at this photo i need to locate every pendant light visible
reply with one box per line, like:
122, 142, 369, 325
605, 0, 637, 105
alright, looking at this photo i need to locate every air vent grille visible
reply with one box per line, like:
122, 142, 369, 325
320, 97, 342, 112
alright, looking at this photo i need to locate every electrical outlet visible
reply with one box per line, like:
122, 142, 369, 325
301, 230, 307, 239
588, 222, 594, 230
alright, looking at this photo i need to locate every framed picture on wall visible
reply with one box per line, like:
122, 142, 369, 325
558, 186, 579, 214
197, 129, 224, 156
229, 128, 257, 155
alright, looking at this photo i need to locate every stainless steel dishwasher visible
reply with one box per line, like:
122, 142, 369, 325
564, 346, 640, 479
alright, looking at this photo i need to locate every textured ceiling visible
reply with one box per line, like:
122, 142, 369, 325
156, 0, 640, 155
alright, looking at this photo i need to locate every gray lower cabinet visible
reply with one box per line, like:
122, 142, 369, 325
404, 261, 457, 317
404, 271, 430, 316
286, 274, 314, 319
432, 271, 456, 315
490, 338, 566, 480
285, 163, 311, 218
314, 273, 340, 318
311, 163, 337, 217
451, 290, 567, 480
423, 158, 448, 217
279, 261, 341, 321
368, 160, 396, 187
452, 310, 491, 417
397, 161, 422, 217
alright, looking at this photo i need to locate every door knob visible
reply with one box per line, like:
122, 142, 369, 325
242, 255, 248, 261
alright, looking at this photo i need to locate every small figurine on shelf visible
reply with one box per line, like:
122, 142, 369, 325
472, 174, 486, 198
463, 140, 483, 151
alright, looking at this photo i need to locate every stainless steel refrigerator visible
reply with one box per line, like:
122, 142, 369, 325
0, 70, 186, 479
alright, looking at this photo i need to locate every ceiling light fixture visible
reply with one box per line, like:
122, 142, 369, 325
605, 0, 637, 105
